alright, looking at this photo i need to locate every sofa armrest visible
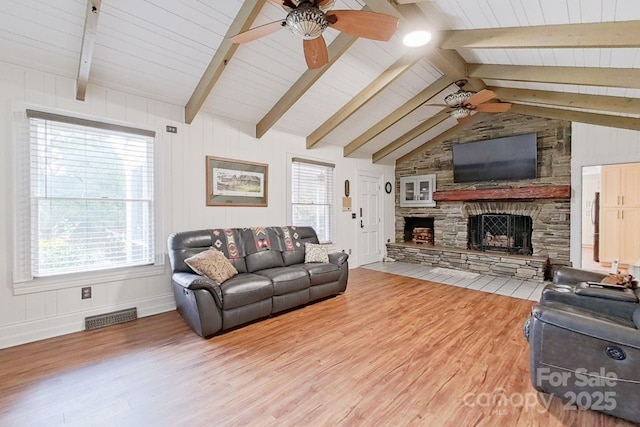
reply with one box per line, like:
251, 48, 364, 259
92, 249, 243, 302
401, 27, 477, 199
532, 302, 640, 350
575, 282, 639, 302
553, 266, 607, 285
172, 272, 223, 308
329, 252, 349, 266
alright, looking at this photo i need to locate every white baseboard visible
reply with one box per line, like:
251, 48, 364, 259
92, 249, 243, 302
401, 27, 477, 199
0, 294, 176, 350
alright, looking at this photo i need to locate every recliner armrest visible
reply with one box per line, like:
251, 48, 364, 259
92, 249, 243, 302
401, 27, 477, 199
172, 272, 223, 307
532, 302, 640, 350
553, 266, 607, 285
329, 252, 349, 266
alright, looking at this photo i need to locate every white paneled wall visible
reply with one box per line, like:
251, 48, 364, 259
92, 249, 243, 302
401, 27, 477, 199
0, 62, 394, 349
570, 123, 640, 267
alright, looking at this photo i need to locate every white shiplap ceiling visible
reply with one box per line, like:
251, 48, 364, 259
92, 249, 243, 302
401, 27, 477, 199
1, 0, 639, 164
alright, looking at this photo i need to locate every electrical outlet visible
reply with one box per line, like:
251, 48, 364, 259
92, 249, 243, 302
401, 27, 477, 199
81, 286, 92, 299
166, 125, 177, 133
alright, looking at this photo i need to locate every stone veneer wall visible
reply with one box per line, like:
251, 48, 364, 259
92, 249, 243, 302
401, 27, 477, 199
395, 113, 571, 263
385, 244, 547, 280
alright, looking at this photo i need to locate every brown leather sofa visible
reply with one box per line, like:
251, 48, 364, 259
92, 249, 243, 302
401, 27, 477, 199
168, 226, 348, 337
524, 267, 640, 424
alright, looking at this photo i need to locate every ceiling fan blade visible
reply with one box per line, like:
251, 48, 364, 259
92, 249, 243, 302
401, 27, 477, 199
315, 0, 335, 7
304, 36, 329, 69
457, 115, 473, 124
423, 103, 449, 107
466, 89, 496, 107
475, 102, 512, 113
229, 21, 285, 44
327, 10, 399, 41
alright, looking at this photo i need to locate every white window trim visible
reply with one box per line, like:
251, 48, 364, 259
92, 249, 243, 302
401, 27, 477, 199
287, 152, 336, 245
11, 103, 165, 295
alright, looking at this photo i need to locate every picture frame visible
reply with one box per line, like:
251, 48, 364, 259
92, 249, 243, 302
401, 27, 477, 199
206, 156, 268, 207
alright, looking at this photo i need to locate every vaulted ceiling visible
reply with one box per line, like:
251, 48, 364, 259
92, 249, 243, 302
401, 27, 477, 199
2, 0, 639, 165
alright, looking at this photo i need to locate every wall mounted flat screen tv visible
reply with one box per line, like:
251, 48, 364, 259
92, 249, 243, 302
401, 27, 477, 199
452, 133, 538, 183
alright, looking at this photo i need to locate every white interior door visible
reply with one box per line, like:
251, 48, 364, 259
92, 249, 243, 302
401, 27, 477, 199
357, 172, 382, 266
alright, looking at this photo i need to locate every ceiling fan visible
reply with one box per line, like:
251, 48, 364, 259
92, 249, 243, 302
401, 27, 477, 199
229, 0, 399, 69
427, 80, 512, 123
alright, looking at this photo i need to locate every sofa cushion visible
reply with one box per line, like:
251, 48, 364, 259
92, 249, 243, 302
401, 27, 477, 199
305, 243, 329, 263
220, 273, 274, 310
302, 263, 341, 286
228, 258, 248, 274
276, 226, 305, 265
184, 248, 238, 283
245, 250, 285, 273
254, 266, 310, 295
282, 249, 305, 266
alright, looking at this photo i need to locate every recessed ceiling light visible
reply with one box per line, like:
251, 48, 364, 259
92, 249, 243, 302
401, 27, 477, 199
402, 30, 432, 47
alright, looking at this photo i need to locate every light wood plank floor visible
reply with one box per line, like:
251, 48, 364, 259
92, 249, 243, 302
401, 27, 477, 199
0, 269, 633, 426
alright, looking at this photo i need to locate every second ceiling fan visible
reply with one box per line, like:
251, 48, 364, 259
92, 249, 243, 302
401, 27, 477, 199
428, 80, 512, 123
230, 0, 399, 69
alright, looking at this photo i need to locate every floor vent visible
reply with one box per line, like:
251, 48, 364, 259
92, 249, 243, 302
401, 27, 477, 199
85, 308, 137, 331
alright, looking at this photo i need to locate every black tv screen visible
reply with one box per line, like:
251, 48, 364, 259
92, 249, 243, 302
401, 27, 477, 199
452, 133, 537, 183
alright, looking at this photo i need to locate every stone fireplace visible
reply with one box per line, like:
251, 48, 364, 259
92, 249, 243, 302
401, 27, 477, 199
393, 113, 572, 264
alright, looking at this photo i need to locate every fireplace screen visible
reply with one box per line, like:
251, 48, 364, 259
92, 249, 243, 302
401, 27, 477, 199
468, 214, 532, 255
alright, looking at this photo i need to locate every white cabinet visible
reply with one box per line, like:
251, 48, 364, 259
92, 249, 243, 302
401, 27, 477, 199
400, 175, 436, 207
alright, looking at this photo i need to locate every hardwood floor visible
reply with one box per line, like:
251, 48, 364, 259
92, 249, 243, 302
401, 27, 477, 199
0, 268, 633, 426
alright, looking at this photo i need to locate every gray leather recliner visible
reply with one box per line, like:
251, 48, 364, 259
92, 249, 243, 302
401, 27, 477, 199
524, 267, 640, 424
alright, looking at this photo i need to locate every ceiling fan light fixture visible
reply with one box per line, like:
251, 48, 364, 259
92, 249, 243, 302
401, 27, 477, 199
286, 4, 328, 40
402, 30, 432, 47
444, 90, 474, 107
451, 107, 471, 120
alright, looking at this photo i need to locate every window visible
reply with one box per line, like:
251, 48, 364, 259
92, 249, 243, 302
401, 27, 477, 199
15, 109, 157, 281
291, 157, 334, 243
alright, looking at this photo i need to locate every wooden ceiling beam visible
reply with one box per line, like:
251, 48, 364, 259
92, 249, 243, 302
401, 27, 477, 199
76, 0, 101, 101
441, 20, 640, 49
509, 104, 640, 131
256, 33, 357, 139
363, 1, 479, 87
490, 87, 640, 116
372, 108, 449, 163
396, 113, 486, 165
344, 75, 452, 157
306, 46, 430, 148
342, 0, 487, 162
185, 0, 267, 125
468, 63, 640, 89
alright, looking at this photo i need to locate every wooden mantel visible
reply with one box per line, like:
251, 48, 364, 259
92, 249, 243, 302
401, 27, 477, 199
433, 185, 571, 202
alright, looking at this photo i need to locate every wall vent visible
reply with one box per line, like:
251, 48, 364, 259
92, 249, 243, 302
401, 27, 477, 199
85, 308, 137, 331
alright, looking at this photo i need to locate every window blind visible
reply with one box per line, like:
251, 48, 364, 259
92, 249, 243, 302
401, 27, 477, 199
26, 110, 156, 277
291, 158, 334, 243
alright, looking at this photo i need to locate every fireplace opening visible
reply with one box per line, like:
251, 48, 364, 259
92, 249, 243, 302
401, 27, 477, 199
468, 214, 532, 255
404, 217, 434, 245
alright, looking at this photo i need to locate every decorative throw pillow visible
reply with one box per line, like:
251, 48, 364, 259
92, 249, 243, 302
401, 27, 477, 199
305, 243, 329, 263
185, 248, 238, 283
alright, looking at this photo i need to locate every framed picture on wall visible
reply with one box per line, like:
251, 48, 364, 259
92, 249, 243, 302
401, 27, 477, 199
206, 156, 268, 207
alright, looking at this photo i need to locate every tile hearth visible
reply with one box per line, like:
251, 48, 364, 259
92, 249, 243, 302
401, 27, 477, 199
362, 261, 547, 302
